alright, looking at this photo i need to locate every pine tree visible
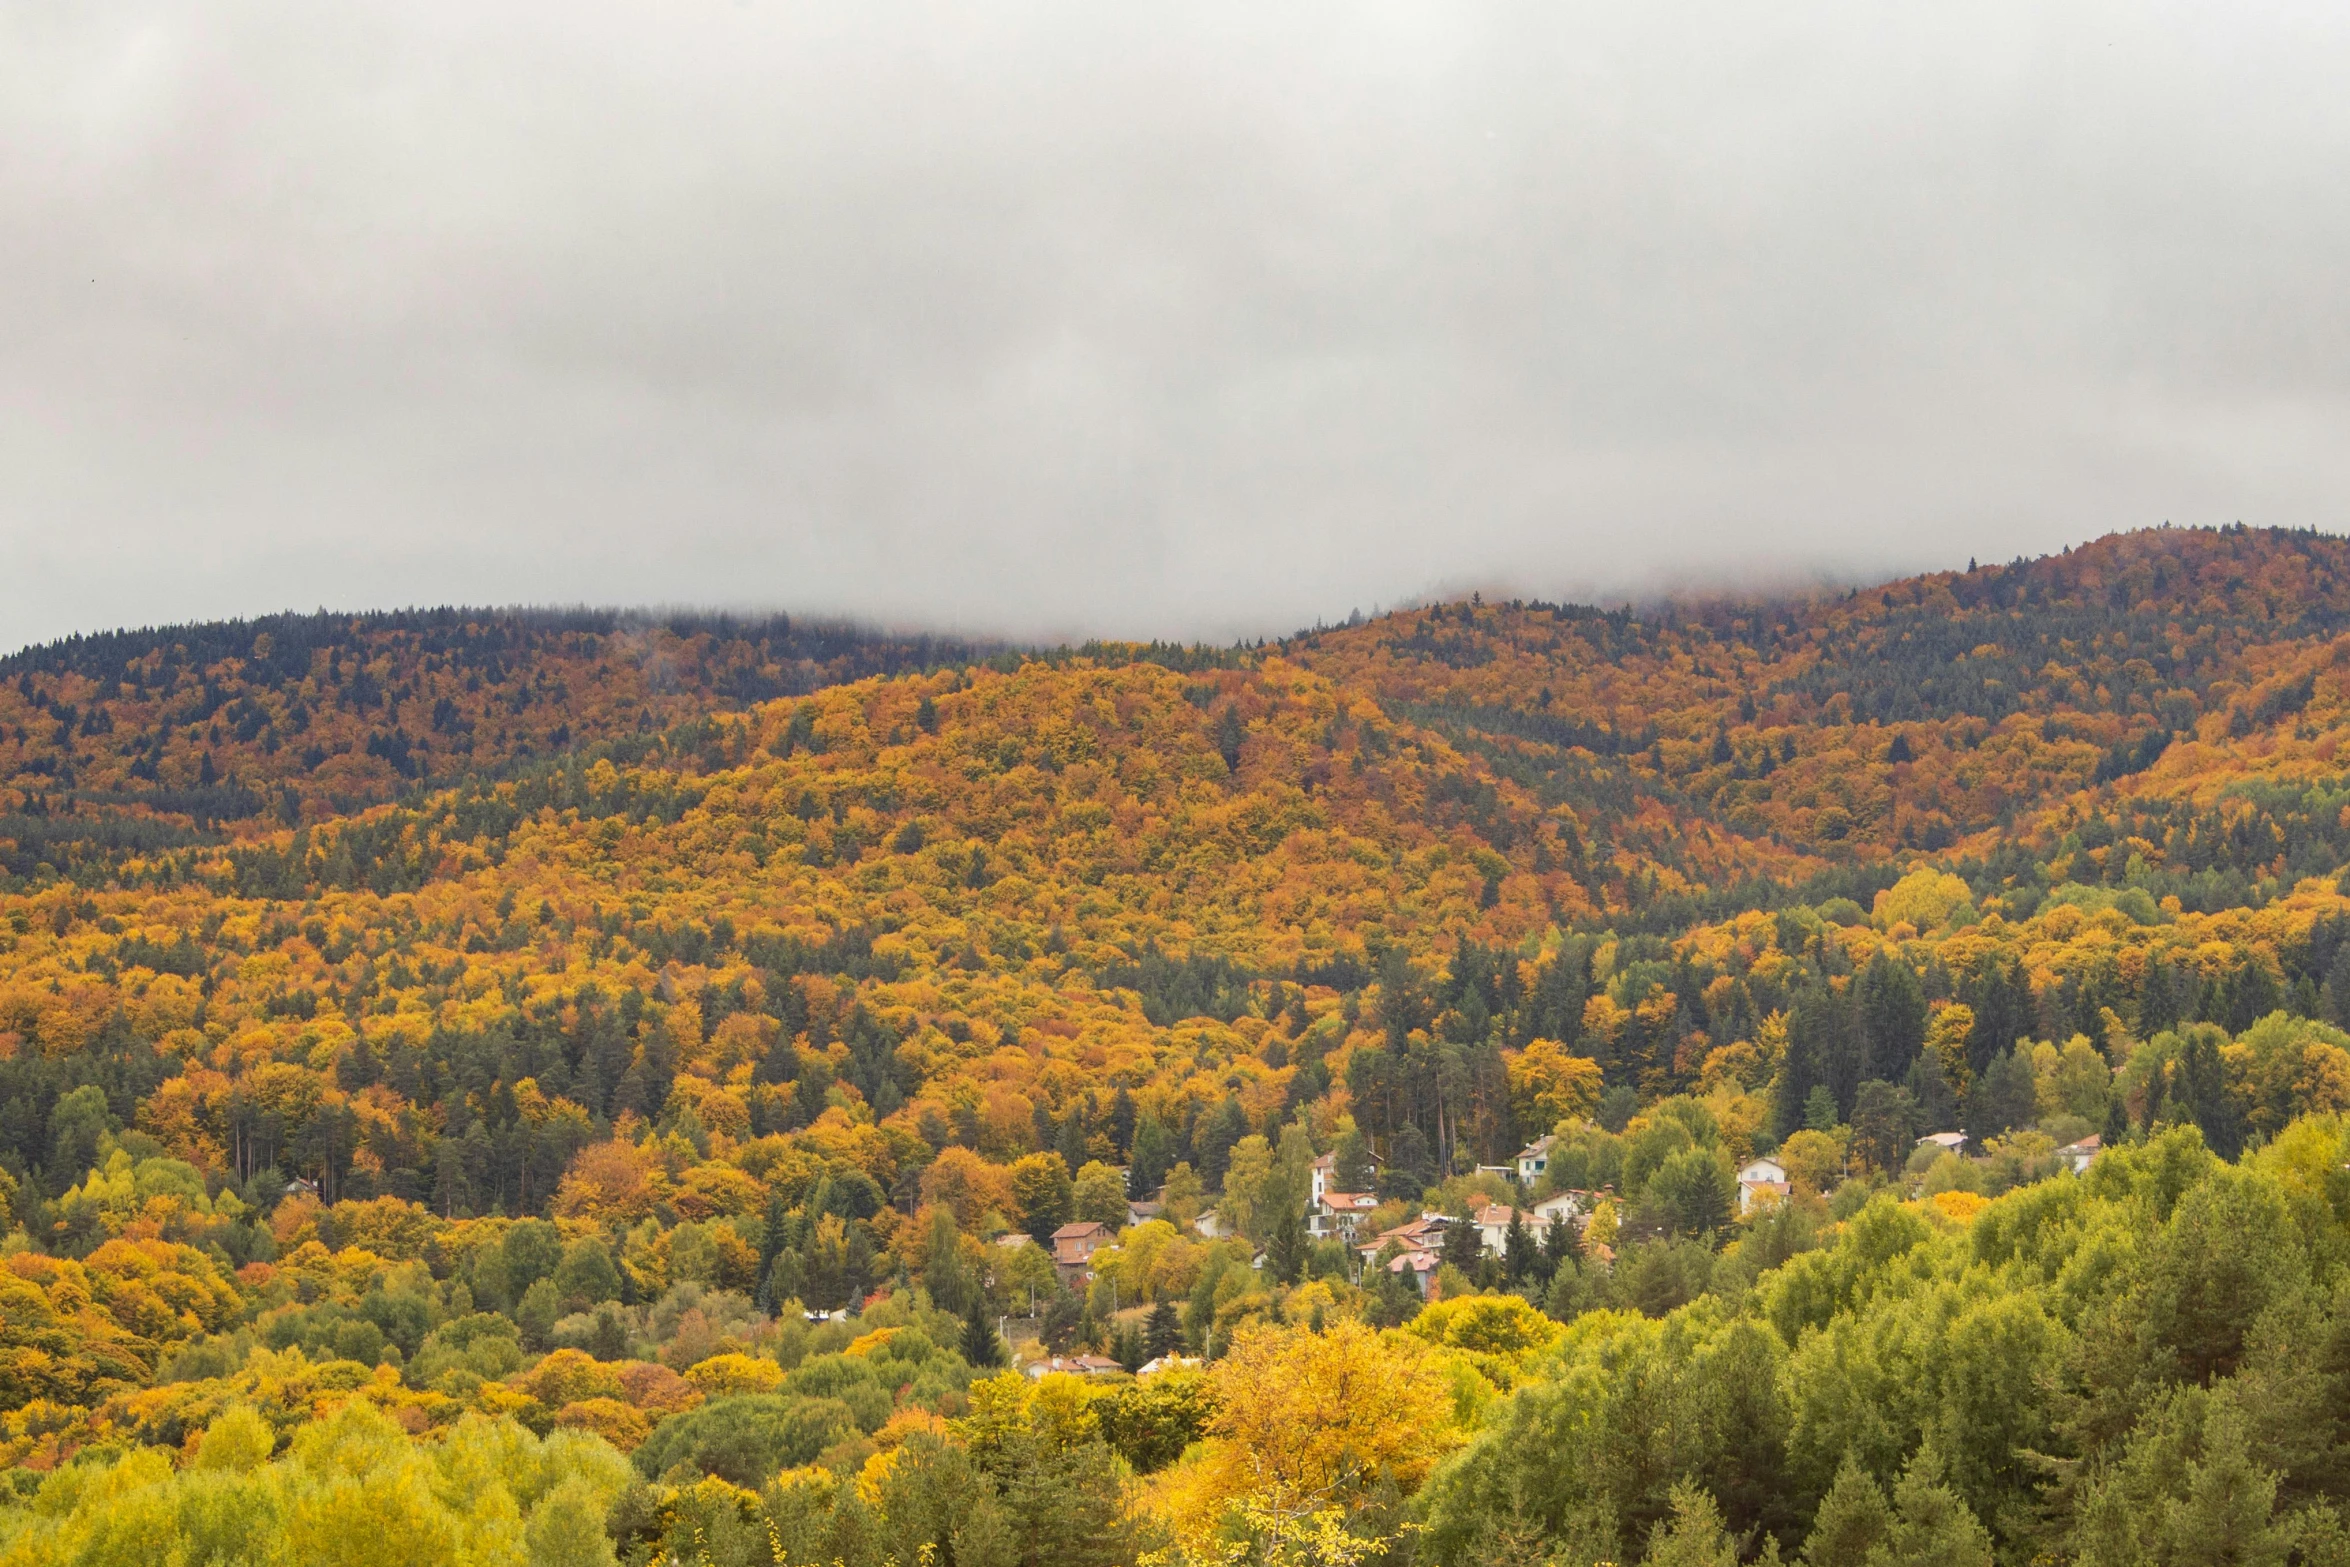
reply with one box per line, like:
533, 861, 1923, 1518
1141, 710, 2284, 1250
961, 1295, 1005, 1369
920, 1205, 974, 1315
1197, 1098, 1248, 1188
1644, 1481, 1739, 1567
1856, 950, 1927, 1083
588, 1304, 630, 1362
1108, 1087, 1137, 1159
1144, 1298, 1182, 1360
1503, 1209, 1536, 1282
1542, 1209, 1580, 1276
2176, 1027, 2245, 1158
1442, 1205, 1484, 1273
1803, 1453, 1892, 1566
1218, 704, 1245, 773
1870, 1445, 1994, 1567
2157, 1407, 2287, 1566
1264, 1195, 1309, 1286
1128, 1115, 1176, 1196
1056, 1107, 1090, 1175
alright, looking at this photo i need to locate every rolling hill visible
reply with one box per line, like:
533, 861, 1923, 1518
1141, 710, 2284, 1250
5, 524, 2350, 1564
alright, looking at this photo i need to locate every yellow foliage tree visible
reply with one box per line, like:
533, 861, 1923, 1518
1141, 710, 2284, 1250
1505, 1040, 1605, 1130
1151, 1318, 1458, 1543
1874, 867, 1975, 933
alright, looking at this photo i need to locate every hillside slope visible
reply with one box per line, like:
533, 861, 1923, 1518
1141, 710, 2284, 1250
3, 525, 2350, 1563
0, 609, 990, 879
1290, 524, 2350, 871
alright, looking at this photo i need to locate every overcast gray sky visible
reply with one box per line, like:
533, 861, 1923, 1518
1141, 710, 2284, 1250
3, 2, 2346, 651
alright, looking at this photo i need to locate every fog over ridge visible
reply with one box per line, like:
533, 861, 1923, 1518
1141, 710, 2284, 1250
4, 2, 2347, 651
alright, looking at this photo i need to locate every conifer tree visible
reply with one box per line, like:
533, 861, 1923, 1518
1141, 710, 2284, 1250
961, 1294, 1005, 1369
1803, 1453, 1892, 1567
1442, 1204, 1485, 1273
1542, 1208, 1581, 1276
1503, 1209, 1536, 1282
1218, 704, 1245, 773
2157, 1407, 2286, 1566
1264, 1178, 1310, 1286
1869, 1445, 1994, 1567
1644, 1481, 1739, 1567
1144, 1298, 1182, 1360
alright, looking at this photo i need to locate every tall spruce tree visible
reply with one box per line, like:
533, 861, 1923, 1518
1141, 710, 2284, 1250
960, 1294, 1004, 1369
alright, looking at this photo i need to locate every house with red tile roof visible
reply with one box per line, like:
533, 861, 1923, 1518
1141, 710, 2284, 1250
1050, 1221, 1114, 1287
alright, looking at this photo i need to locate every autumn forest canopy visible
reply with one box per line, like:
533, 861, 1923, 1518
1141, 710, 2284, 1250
8, 524, 2350, 1564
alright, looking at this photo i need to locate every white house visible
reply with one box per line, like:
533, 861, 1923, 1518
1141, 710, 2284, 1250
1023, 1354, 1122, 1379
1136, 1355, 1202, 1377
1310, 1148, 1377, 1208
1309, 1152, 1336, 1207
1474, 1204, 1538, 1256
1530, 1190, 1589, 1233
2056, 1133, 2102, 1174
1916, 1130, 1967, 1157
1515, 1134, 1558, 1185
1309, 1190, 1380, 1241
1736, 1157, 1790, 1215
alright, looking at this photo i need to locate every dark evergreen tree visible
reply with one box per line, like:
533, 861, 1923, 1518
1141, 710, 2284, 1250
1542, 1209, 1581, 1277
2175, 1026, 2243, 1158
1775, 979, 1856, 1132
1795, 980, 1863, 1120
1965, 1046, 2038, 1138
1127, 1114, 1176, 1196
961, 1295, 1004, 1369
1523, 943, 1592, 1051
1964, 955, 2037, 1077
2219, 958, 2283, 1034
1441, 1206, 1485, 1274
2138, 956, 2190, 1037
1055, 1107, 1089, 1176
1196, 1098, 1248, 1189
1904, 1053, 1958, 1136
1107, 1088, 1137, 1159
2103, 1088, 2132, 1147
1850, 1079, 1920, 1174
1856, 950, 1927, 1084
1144, 1298, 1182, 1360
1503, 1209, 1536, 1283
2326, 943, 2350, 1027
1384, 1123, 1434, 1200
1263, 1165, 1310, 1286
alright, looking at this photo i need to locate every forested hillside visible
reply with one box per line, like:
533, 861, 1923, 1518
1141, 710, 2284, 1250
5, 525, 2350, 1565
0, 609, 993, 881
